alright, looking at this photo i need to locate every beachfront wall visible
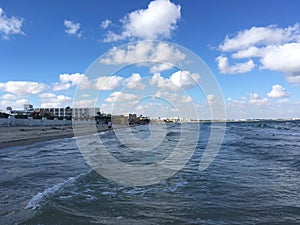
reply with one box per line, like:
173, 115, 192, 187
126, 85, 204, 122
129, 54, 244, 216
111, 115, 128, 125
0, 117, 72, 126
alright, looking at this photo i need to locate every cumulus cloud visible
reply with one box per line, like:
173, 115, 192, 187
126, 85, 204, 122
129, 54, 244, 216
52, 82, 72, 91
150, 73, 179, 91
0, 98, 29, 110
104, 0, 181, 42
217, 23, 300, 80
0, 81, 48, 96
39, 93, 72, 108
181, 95, 192, 103
227, 98, 247, 108
53, 72, 164, 92
216, 56, 255, 74
249, 93, 268, 106
170, 70, 200, 90
267, 84, 289, 98
95, 76, 124, 90
64, 20, 82, 38
277, 99, 289, 104
1, 93, 17, 100
0, 7, 24, 39
105, 91, 137, 103
0, 94, 26, 110
219, 24, 300, 52
100, 41, 186, 72
260, 43, 300, 75
101, 19, 111, 29
231, 46, 263, 59
207, 94, 217, 105
53, 73, 92, 90
74, 99, 97, 108
125, 73, 145, 89
149, 63, 173, 73
286, 75, 300, 83
154, 90, 193, 105
150, 70, 200, 91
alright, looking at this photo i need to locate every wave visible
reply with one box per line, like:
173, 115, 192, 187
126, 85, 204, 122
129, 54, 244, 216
25, 171, 89, 210
166, 131, 180, 137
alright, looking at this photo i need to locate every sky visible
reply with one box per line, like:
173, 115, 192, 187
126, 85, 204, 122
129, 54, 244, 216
0, 0, 300, 119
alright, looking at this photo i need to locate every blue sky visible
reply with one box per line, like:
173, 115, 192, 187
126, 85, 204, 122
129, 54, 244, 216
1, 0, 300, 119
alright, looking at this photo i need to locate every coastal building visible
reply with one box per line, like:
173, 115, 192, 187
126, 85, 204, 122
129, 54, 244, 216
24, 104, 33, 112
111, 114, 128, 125
1, 104, 101, 120
34, 107, 100, 119
1, 104, 150, 125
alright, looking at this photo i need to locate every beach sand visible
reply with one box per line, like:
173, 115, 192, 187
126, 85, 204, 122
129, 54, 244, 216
0, 124, 126, 149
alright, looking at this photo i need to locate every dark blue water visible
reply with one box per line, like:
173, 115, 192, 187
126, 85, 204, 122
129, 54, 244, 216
1, 121, 300, 224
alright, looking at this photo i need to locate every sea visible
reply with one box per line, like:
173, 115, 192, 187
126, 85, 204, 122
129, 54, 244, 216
1, 121, 300, 225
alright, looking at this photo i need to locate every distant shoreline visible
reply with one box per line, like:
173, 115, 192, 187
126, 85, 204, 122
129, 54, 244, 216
0, 124, 126, 149
1, 119, 299, 149
153, 118, 300, 123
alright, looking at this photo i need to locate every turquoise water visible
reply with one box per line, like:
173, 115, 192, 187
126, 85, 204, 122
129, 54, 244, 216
1, 121, 300, 224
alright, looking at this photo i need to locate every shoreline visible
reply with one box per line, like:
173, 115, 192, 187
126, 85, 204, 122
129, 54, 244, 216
1, 119, 299, 149
0, 125, 126, 149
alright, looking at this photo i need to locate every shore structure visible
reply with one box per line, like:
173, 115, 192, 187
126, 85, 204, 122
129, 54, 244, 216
0, 104, 150, 149
0, 123, 130, 149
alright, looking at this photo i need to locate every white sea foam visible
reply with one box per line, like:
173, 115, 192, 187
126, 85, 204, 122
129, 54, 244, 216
25, 172, 88, 210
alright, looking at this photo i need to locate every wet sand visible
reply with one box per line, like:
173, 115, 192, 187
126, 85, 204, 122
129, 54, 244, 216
0, 125, 125, 149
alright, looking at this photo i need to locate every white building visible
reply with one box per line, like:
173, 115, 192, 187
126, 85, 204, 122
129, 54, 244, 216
34, 107, 100, 118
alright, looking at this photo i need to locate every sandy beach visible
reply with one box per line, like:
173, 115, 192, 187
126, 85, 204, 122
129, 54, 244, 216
0, 125, 125, 149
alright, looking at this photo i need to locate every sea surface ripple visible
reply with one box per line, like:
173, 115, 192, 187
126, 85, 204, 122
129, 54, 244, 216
1, 121, 300, 224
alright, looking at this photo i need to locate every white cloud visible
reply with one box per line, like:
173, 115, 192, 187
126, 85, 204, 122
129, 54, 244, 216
39, 93, 72, 108
231, 46, 263, 59
249, 93, 268, 106
216, 56, 255, 74
105, 91, 137, 103
150, 70, 200, 91
1, 93, 17, 100
149, 63, 173, 73
0, 7, 24, 39
0, 98, 29, 110
286, 75, 300, 83
95, 76, 124, 90
52, 82, 72, 91
100, 41, 185, 73
150, 73, 179, 91
74, 99, 97, 108
154, 90, 193, 105
64, 20, 82, 38
260, 43, 300, 75
217, 24, 300, 79
0, 81, 48, 96
227, 99, 247, 108
125, 73, 145, 89
207, 94, 216, 105
219, 24, 300, 52
154, 90, 178, 101
39, 93, 56, 99
170, 70, 200, 90
277, 99, 289, 104
81, 94, 89, 98
101, 19, 111, 29
60, 73, 86, 85
104, 0, 181, 42
225, 95, 300, 120
54, 73, 92, 90
267, 84, 289, 98
181, 95, 192, 103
